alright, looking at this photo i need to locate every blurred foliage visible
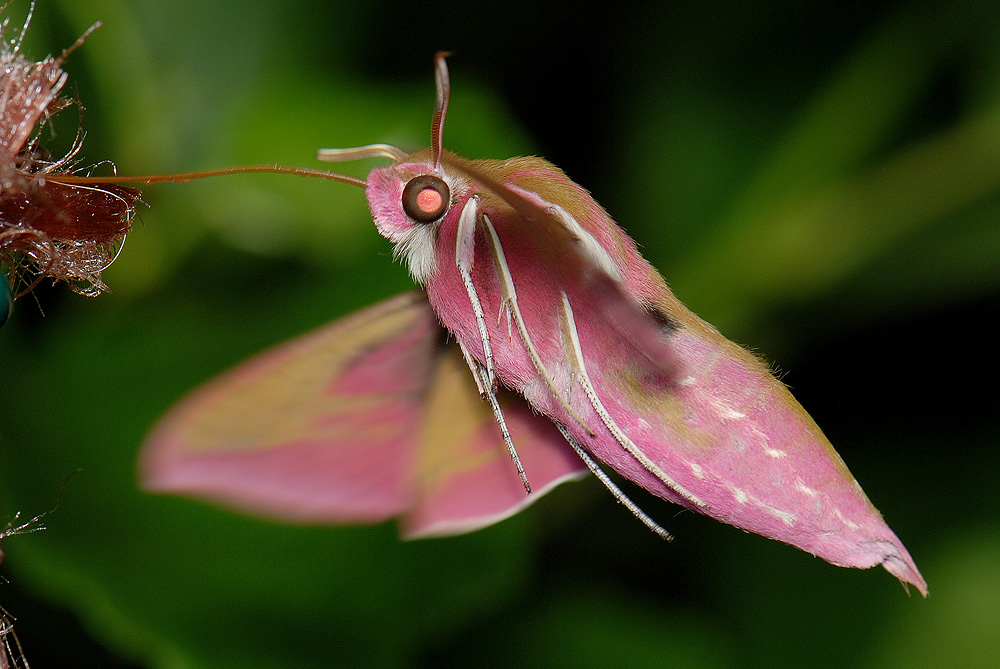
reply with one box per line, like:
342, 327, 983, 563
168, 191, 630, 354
2, 0, 999, 667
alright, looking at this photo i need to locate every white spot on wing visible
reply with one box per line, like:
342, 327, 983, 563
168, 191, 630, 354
721, 407, 746, 421
744, 422, 784, 458
690, 463, 704, 479
834, 508, 860, 531
795, 480, 818, 496
732, 487, 748, 504
706, 393, 747, 424
758, 502, 796, 527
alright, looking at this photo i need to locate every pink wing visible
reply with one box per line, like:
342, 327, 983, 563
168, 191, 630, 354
141, 290, 585, 536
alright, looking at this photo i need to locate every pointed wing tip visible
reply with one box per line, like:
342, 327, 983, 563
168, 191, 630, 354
881, 553, 929, 598
863, 535, 927, 597
815, 532, 927, 597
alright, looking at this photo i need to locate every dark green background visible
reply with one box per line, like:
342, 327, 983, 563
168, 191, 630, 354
3, 0, 998, 666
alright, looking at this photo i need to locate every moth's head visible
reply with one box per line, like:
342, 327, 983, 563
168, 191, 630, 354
365, 150, 474, 282
316, 52, 461, 283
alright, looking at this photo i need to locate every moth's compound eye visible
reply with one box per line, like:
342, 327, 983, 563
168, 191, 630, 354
401, 175, 450, 223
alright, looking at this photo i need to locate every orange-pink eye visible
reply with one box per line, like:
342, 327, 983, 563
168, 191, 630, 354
401, 175, 450, 223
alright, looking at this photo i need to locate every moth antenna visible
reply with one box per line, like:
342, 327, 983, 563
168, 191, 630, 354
558, 293, 707, 509
431, 51, 451, 170
481, 213, 594, 433
51, 165, 368, 189
555, 423, 673, 540
317, 144, 408, 163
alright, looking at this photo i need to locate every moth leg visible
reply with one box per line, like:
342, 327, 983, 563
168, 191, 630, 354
455, 339, 531, 494
457, 339, 489, 397
498, 300, 513, 340
455, 196, 496, 388
480, 213, 594, 435
558, 292, 707, 509
483, 362, 531, 494
554, 423, 672, 540
455, 198, 531, 493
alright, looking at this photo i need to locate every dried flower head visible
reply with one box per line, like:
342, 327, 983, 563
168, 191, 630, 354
0, 2, 140, 305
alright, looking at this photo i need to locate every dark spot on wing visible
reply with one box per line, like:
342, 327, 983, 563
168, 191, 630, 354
647, 305, 680, 334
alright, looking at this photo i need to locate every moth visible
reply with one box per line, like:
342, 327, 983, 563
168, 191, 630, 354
141, 54, 926, 595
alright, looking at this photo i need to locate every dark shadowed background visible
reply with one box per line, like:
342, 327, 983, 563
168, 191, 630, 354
2, 0, 998, 666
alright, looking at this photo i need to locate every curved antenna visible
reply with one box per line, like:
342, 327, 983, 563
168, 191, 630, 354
317, 143, 408, 163
431, 52, 451, 170
50, 165, 368, 189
